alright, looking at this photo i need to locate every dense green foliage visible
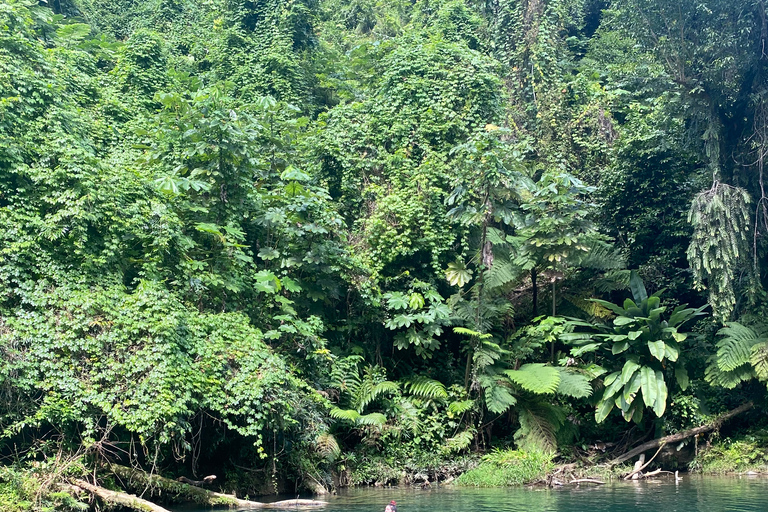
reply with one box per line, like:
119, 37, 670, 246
2, 0, 768, 506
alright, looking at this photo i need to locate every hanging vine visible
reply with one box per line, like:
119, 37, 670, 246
687, 181, 754, 321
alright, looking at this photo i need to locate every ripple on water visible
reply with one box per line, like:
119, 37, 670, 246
172, 476, 768, 512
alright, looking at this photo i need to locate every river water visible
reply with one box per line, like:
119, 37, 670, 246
173, 476, 768, 512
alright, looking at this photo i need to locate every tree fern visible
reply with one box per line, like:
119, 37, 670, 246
714, 322, 763, 371
477, 372, 518, 414
505, 363, 560, 394
556, 368, 592, 398
750, 342, 768, 381
514, 402, 565, 454
705, 358, 756, 389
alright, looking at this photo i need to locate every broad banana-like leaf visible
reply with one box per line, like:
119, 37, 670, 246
629, 270, 648, 302
652, 371, 667, 417
648, 340, 666, 361
640, 366, 657, 408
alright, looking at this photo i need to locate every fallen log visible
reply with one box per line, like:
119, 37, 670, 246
69, 479, 171, 512
608, 402, 753, 466
109, 464, 327, 509
178, 475, 216, 487
569, 479, 605, 485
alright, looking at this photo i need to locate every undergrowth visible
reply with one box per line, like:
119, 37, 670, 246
690, 432, 768, 474
454, 449, 553, 487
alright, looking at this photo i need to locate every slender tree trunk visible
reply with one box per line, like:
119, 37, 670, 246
531, 268, 538, 316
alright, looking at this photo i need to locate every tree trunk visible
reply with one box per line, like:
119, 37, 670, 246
608, 402, 753, 466
531, 268, 538, 316
109, 465, 328, 509
67, 479, 171, 512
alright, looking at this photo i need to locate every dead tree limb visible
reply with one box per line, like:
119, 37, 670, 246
69, 479, 171, 512
608, 402, 753, 466
623, 444, 664, 480
109, 464, 327, 509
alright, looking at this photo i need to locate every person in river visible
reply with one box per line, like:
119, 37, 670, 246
385, 500, 397, 512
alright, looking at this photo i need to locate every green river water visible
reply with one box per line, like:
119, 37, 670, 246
173, 476, 768, 512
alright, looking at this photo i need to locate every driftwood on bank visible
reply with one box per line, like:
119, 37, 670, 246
109, 464, 327, 509
608, 401, 753, 466
67, 479, 172, 512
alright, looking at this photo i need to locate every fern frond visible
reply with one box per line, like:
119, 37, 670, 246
403, 377, 447, 399
329, 407, 360, 422
315, 432, 340, 461
484, 258, 519, 290
477, 373, 518, 414
397, 398, 421, 437
357, 412, 387, 426
556, 368, 592, 398
750, 342, 768, 381
514, 403, 565, 454
443, 429, 475, 454
715, 323, 763, 371
506, 364, 560, 394
356, 380, 398, 410
448, 399, 475, 415
704, 358, 755, 389
575, 242, 626, 270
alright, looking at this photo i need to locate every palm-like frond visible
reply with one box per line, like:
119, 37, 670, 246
477, 373, 517, 414
403, 376, 447, 399
506, 364, 560, 394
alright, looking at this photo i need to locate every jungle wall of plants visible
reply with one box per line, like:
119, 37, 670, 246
2, 0, 768, 507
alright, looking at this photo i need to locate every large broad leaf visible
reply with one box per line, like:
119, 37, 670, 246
640, 366, 657, 408
612, 340, 630, 354
556, 369, 592, 398
652, 371, 668, 417
620, 359, 640, 385
648, 340, 666, 361
623, 371, 642, 403
446, 261, 473, 287
506, 364, 560, 394
590, 298, 626, 316
664, 341, 680, 362
595, 397, 615, 423
675, 365, 690, 391
629, 270, 648, 303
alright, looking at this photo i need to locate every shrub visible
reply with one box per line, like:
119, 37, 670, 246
454, 449, 552, 487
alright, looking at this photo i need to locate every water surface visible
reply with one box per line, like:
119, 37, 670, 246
174, 476, 768, 512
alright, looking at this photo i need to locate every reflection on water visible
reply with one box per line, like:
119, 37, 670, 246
173, 476, 768, 512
